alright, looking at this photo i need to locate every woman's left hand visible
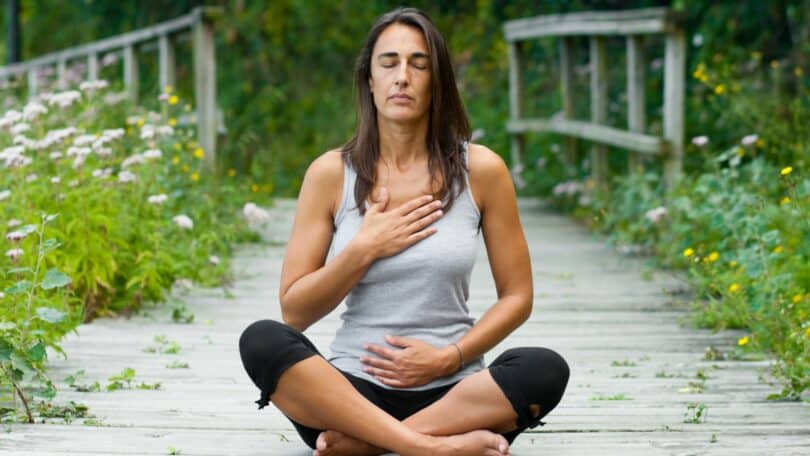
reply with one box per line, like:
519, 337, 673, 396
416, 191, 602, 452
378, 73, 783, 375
361, 335, 456, 388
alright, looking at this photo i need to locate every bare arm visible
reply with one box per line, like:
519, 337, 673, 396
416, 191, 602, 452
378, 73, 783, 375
280, 151, 444, 331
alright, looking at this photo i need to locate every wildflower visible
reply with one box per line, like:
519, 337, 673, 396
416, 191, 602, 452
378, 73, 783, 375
756, 139, 765, 148
118, 170, 137, 183
50, 176, 61, 184
536, 157, 547, 169
780, 166, 793, 176
191, 172, 199, 182
243, 202, 271, 227
795, 67, 804, 77
169, 118, 177, 126
47, 90, 82, 108
10, 123, 30, 135
683, 248, 695, 258
79, 80, 109, 92
172, 214, 193, 230
121, 154, 145, 168
707, 252, 719, 262
147, 194, 168, 205
25, 174, 38, 183
552, 181, 583, 197
729, 283, 740, 293
184, 104, 192, 112
781, 197, 791, 205
7, 219, 21, 228
741, 134, 758, 147
5, 248, 23, 262
22, 101, 47, 121
227, 168, 236, 177
736, 147, 744, 157
193, 148, 205, 159
172, 156, 180, 165
730, 260, 737, 267
805, 327, 810, 339
691, 33, 703, 47
251, 184, 259, 193
714, 84, 725, 95
164, 85, 173, 94
691, 136, 709, 147
737, 336, 749, 346
773, 245, 783, 254
143, 149, 162, 160
158, 93, 170, 102
169, 95, 179, 105
182, 164, 190, 173
793, 294, 803, 304
6, 231, 26, 242
102, 128, 125, 140
209, 255, 220, 266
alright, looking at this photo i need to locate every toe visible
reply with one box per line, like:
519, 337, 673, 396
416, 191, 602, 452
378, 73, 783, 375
316, 432, 328, 451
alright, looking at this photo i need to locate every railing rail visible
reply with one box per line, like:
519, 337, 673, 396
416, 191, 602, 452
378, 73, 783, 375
504, 7, 686, 190
0, 6, 221, 171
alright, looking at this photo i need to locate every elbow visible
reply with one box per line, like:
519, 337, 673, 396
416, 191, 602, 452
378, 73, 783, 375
280, 295, 309, 332
518, 295, 533, 325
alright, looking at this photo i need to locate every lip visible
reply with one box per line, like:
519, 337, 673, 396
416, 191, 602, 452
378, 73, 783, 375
388, 93, 414, 101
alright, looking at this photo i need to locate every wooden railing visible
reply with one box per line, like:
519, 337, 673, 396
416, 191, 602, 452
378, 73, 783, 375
504, 7, 686, 190
0, 7, 221, 170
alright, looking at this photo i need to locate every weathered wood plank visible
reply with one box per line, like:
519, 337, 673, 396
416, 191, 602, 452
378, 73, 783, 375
559, 37, 578, 166
627, 35, 646, 173
507, 41, 525, 169
663, 30, 686, 189
158, 34, 176, 91
503, 8, 681, 41
193, 15, 217, 171
590, 36, 609, 187
506, 118, 667, 155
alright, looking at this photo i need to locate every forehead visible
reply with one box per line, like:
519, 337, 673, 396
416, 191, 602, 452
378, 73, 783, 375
372, 23, 428, 56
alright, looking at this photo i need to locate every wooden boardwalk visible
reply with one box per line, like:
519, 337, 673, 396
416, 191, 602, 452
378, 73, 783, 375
2, 198, 808, 455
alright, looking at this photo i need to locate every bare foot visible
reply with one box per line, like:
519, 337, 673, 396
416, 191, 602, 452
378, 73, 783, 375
431, 430, 510, 456
312, 430, 382, 456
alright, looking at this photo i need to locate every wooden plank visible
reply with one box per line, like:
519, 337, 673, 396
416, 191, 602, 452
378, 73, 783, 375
590, 36, 608, 186
559, 37, 578, 167
627, 35, 646, 173
56, 60, 67, 89
663, 30, 686, 190
507, 41, 525, 171
27, 67, 38, 95
504, 8, 681, 41
123, 45, 138, 103
192, 14, 217, 171
158, 34, 176, 91
507, 118, 666, 155
87, 53, 98, 81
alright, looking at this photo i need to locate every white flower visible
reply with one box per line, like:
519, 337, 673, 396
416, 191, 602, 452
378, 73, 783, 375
691, 135, 709, 147
50, 151, 63, 160
0, 190, 10, 200
104, 92, 127, 106
67, 146, 92, 157
101, 53, 117, 67
142, 149, 162, 160
536, 157, 547, 169
5, 154, 32, 168
0, 110, 22, 127
692, 33, 703, 47
10, 123, 30, 135
6, 231, 26, 242
147, 194, 168, 205
47, 90, 82, 108
552, 181, 583, 197
22, 101, 48, 121
156, 126, 174, 136
102, 128, 125, 140
25, 174, 38, 183
73, 134, 97, 146
208, 255, 220, 266
243, 202, 271, 227
172, 214, 193, 230
741, 134, 758, 147
139, 124, 156, 140
79, 79, 109, 91
118, 170, 137, 183
96, 147, 112, 157
5, 248, 23, 261
0, 292, 4, 299
7, 219, 21, 228
50, 176, 61, 184
121, 154, 144, 168
68, 179, 79, 188
645, 206, 668, 224
92, 167, 113, 179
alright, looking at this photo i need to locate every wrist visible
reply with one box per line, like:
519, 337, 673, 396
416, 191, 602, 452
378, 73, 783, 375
347, 238, 377, 266
439, 344, 463, 376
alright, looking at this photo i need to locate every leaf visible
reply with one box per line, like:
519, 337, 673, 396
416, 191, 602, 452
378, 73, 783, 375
27, 342, 46, 362
18, 224, 37, 235
6, 267, 33, 276
36, 307, 66, 324
5, 280, 32, 295
44, 214, 59, 224
0, 322, 15, 331
39, 239, 62, 255
40, 268, 71, 290
0, 338, 13, 361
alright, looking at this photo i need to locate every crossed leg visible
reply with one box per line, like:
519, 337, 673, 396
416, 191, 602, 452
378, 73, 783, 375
313, 368, 530, 456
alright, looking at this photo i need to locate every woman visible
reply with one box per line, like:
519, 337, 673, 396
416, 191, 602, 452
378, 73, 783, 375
239, 8, 569, 456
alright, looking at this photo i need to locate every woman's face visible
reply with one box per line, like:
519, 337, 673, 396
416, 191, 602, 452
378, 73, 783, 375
369, 24, 432, 125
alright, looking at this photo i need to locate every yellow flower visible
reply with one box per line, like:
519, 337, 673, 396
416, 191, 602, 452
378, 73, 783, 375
780, 197, 791, 205
683, 248, 695, 258
737, 336, 749, 346
164, 85, 173, 94
169, 118, 177, 126
755, 139, 765, 148
707, 252, 719, 262
735, 147, 744, 157
729, 283, 740, 293
805, 327, 810, 339
184, 104, 192, 112
227, 168, 236, 177
730, 260, 737, 267
773, 245, 783, 254
169, 95, 179, 105
793, 294, 803, 304
780, 166, 793, 176
191, 172, 199, 182
251, 184, 259, 193
173, 143, 182, 151
714, 84, 726, 95
182, 164, 190, 173
262, 183, 273, 193
171, 156, 180, 165
193, 148, 205, 159
770, 60, 779, 69
136, 118, 145, 127
796, 67, 804, 77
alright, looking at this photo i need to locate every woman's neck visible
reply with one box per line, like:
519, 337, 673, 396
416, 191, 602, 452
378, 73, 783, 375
377, 116, 429, 170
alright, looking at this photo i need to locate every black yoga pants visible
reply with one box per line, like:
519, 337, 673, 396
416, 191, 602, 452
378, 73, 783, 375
239, 319, 569, 448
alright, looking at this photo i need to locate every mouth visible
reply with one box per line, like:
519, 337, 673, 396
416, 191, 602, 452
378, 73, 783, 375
388, 93, 414, 101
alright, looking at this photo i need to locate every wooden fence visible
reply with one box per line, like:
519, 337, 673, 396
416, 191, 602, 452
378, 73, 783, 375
0, 7, 221, 171
504, 7, 686, 189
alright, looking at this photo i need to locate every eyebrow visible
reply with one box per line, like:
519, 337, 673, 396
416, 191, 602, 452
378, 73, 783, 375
377, 51, 430, 60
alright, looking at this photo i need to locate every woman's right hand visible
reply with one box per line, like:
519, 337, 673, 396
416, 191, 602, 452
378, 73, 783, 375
353, 188, 444, 260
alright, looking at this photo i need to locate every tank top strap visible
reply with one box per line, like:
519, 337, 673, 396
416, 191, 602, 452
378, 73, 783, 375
334, 156, 356, 228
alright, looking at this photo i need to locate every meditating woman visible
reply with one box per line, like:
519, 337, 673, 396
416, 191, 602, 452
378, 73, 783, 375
239, 7, 569, 456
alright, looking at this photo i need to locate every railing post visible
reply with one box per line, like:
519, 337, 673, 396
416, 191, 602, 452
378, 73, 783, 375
589, 36, 608, 187
627, 35, 646, 174
507, 40, 524, 172
87, 53, 98, 81
27, 67, 38, 96
663, 30, 685, 191
56, 59, 67, 89
159, 34, 176, 91
123, 45, 138, 103
559, 37, 578, 172
193, 8, 217, 172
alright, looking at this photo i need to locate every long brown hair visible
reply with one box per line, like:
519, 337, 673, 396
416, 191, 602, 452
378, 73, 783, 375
341, 7, 471, 215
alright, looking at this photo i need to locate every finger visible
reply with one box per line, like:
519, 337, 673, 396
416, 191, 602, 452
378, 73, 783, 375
402, 199, 443, 224
396, 194, 435, 216
375, 375, 407, 388
363, 366, 399, 379
405, 209, 442, 234
404, 227, 438, 245
384, 335, 413, 348
364, 343, 398, 360
360, 355, 397, 370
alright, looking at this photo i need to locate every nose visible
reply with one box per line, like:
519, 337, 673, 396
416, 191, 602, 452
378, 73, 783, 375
395, 62, 410, 87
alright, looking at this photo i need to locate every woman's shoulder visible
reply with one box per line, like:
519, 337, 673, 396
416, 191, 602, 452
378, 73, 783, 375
466, 143, 512, 213
302, 148, 345, 219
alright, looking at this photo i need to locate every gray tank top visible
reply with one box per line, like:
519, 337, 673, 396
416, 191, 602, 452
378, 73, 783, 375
327, 145, 484, 391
